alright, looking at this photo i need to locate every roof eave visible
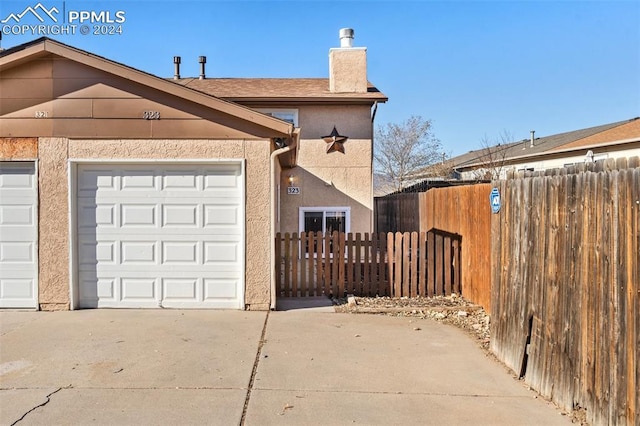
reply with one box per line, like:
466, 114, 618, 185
223, 96, 388, 104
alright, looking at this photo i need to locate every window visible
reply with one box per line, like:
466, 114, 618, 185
299, 207, 350, 234
256, 108, 298, 127
299, 207, 350, 256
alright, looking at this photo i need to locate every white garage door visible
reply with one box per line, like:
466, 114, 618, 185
77, 164, 244, 309
0, 162, 38, 309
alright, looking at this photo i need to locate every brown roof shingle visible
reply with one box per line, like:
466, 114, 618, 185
173, 78, 387, 102
449, 119, 634, 169
548, 117, 640, 152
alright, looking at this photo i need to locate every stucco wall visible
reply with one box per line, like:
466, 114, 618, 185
278, 104, 374, 234
0, 138, 38, 159
38, 138, 70, 310
298, 105, 372, 140
36, 138, 272, 310
280, 137, 373, 234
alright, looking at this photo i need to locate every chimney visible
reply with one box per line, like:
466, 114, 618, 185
339, 28, 354, 47
329, 28, 367, 93
199, 56, 206, 79
173, 56, 181, 80
530, 130, 535, 148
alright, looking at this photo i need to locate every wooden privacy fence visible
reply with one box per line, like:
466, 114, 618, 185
491, 157, 639, 426
420, 184, 493, 312
275, 231, 461, 298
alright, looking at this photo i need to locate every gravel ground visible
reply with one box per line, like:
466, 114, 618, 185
333, 294, 491, 350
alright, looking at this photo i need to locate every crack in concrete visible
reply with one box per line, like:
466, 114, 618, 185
239, 310, 269, 426
10, 387, 64, 425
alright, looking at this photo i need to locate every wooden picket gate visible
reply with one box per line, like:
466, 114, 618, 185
275, 230, 461, 298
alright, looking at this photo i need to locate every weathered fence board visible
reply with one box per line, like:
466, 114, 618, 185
276, 230, 461, 299
491, 162, 639, 426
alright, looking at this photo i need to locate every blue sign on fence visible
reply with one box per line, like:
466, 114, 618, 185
490, 188, 501, 214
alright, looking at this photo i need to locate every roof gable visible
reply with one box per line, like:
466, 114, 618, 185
0, 38, 294, 139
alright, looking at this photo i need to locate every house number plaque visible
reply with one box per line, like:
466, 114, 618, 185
142, 111, 161, 120
287, 187, 300, 195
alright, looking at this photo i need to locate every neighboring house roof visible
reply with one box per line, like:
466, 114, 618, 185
548, 118, 640, 152
174, 78, 388, 104
446, 118, 639, 171
0, 37, 295, 139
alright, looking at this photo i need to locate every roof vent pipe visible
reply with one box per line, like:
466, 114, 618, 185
530, 130, 535, 148
173, 56, 181, 80
199, 56, 206, 80
339, 28, 354, 48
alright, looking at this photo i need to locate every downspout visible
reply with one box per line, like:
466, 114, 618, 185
270, 130, 298, 310
370, 101, 378, 232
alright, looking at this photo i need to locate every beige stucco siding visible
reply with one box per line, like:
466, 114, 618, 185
35, 138, 272, 310
287, 105, 374, 234
0, 138, 38, 159
298, 105, 372, 140
38, 138, 70, 310
280, 138, 373, 234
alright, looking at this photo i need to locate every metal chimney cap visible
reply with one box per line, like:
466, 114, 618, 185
173, 56, 181, 64
199, 56, 206, 63
339, 28, 354, 48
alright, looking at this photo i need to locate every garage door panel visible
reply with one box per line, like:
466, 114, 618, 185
121, 172, 158, 190
162, 204, 199, 227
0, 204, 36, 227
77, 164, 243, 309
77, 201, 116, 229
0, 162, 37, 309
78, 241, 116, 266
162, 241, 199, 264
162, 171, 199, 190
204, 242, 239, 263
204, 205, 240, 226
204, 279, 238, 299
121, 241, 157, 264
79, 274, 116, 300
162, 278, 198, 300
0, 241, 35, 263
121, 204, 158, 227
0, 164, 36, 190
121, 278, 157, 300
1, 278, 35, 300
77, 170, 115, 192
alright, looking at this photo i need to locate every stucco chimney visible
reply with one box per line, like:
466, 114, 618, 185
329, 28, 367, 93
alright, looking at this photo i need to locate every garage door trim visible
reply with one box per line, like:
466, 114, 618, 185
68, 159, 246, 310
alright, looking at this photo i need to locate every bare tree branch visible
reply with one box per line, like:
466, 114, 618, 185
471, 130, 513, 180
374, 116, 444, 193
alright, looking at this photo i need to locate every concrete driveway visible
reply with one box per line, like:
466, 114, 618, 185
0, 308, 571, 425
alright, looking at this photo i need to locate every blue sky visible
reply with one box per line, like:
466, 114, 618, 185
1, 0, 638, 156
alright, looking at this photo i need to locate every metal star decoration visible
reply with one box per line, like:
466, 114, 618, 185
322, 126, 349, 154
